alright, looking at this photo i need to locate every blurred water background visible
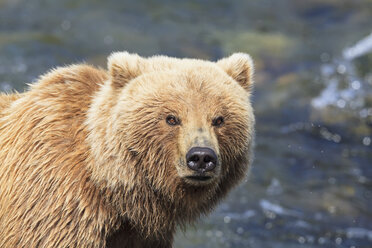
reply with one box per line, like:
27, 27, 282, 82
0, 0, 371, 247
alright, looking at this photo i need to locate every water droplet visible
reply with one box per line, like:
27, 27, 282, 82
337, 64, 346, 74
335, 237, 342, 245
328, 205, 336, 214
298, 236, 306, 244
351, 80, 361, 90
223, 216, 231, 223
236, 227, 244, 234
318, 237, 326, 244
328, 177, 336, 184
267, 178, 283, 195
264, 210, 276, 219
336, 99, 346, 108
332, 134, 341, 143
362, 137, 371, 146
265, 222, 273, 229
358, 176, 367, 183
206, 230, 213, 237
215, 230, 223, 237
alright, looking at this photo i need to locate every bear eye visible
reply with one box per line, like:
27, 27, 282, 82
212, 116, 224, 127
166, 115, 180, 126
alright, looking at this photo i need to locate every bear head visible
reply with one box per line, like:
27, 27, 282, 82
87, 52, 255, 229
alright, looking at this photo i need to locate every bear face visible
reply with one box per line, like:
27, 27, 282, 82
86, 52, 255, 236
115, 65, 253, 186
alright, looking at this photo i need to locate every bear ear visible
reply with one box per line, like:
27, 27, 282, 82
107, 51, 146, 89
217, 53, 254, 91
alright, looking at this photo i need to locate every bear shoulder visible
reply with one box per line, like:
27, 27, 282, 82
0, 64, 114, 248
30, 64, 108, 97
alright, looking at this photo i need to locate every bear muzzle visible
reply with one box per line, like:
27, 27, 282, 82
184, 146, 218, 182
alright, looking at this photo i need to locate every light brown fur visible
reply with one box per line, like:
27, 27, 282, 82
0, 52, 255, 247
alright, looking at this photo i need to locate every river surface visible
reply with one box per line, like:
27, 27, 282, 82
0, 0, 371, 247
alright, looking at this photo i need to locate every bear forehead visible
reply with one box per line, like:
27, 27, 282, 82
120, 73, 248, 122
126, 65, 242, 98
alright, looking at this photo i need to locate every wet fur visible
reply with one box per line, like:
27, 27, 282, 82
0, 53, 255, 247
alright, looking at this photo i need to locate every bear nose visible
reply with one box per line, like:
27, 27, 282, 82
186, 147, 217, 173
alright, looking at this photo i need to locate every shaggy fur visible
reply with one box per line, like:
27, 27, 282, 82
0, 52, 255, 248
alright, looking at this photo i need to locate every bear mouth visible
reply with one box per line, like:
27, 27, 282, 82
185, 175, 212, 181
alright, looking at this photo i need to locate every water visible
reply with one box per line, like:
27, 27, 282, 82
0, 0, 371, 247
312, 32, 372, 121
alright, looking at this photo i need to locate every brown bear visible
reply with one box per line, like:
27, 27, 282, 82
0, 52, 255, 248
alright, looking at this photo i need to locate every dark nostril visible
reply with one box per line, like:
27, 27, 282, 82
204, 155, 213, 163
186, 147, 218, 173
189, 155, 199, 162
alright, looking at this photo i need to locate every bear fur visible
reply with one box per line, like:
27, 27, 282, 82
0, 52, 255, 248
